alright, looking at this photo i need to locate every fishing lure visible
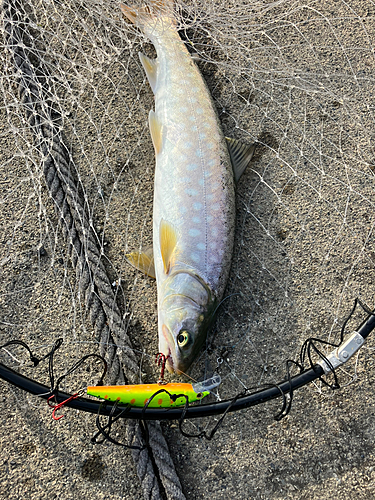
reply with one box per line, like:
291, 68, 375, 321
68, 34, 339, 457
87, 375, 221, 408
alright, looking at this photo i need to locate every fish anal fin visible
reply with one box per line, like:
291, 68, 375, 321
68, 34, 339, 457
125, 246, 156, 278
149, 110, 163, 156
226, 138, 256, 183
139, 52, 158, 93
160, 219, 178, 274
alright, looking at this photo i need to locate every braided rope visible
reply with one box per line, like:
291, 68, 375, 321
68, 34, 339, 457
127, 421, 186, 500
2, 1, 185, 498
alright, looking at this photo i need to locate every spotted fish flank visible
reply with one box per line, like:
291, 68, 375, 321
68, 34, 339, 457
122, 1, 255, 374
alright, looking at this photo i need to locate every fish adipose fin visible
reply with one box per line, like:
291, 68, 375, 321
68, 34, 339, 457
226, 138, 256, 183
149, 110, 163, 155
160, 219, 178, 275
139, 52, 158, 93
125, 246, 156, 278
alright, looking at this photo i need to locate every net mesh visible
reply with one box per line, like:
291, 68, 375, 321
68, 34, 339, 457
1, 0, 375, 498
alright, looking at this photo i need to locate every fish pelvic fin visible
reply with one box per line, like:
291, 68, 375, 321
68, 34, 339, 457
159, 219, 178, 275
125, 245, 156, 278
226, 138, 256, 183
149, 110, 163, 155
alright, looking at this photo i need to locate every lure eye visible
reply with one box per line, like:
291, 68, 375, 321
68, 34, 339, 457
177, 330, 190, 348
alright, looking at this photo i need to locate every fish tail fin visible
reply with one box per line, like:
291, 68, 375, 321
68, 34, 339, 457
121, 1, 176, 30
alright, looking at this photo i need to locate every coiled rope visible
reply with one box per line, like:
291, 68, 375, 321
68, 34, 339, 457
2, 1, 185, 498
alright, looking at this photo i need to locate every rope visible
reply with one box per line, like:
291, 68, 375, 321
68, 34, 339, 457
127, 421, 186, 500
2, 1, 185, 498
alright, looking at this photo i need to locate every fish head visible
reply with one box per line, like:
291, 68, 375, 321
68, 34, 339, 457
158, 271, 216, 374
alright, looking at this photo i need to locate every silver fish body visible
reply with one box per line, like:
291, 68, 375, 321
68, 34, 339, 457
122, 3, 237, 374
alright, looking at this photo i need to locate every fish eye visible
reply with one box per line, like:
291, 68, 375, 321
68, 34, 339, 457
177, 330, 191, 348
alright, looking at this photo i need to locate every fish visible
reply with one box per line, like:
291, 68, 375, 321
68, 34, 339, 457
122, 1, 255, 374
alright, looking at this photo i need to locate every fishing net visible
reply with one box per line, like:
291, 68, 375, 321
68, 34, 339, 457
1, 0, 375, 498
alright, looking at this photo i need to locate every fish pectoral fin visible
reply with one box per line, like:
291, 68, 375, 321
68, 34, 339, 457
226, 138, 256, 183
159, 219, 178, 275
149, 110, 163, 155
139, 52, 158, 93
125, 246, 156, 278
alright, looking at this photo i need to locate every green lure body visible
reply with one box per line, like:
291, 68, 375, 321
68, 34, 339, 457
87, 382, 209, 408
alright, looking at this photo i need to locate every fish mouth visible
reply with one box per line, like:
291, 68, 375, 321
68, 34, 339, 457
165, 351, 175, 373
165, 354, 184, 375
161, 324, 177, 374
161, 324, 186, 375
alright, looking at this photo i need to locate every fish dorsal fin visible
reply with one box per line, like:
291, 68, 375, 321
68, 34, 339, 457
149, 110, 163, 155
125, 245, 156, 278
139, 52, 158, 93
159, 219, 178, 274
226, 138, 256, 183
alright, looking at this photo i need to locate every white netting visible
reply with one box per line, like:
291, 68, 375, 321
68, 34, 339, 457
1, 1, 375, 499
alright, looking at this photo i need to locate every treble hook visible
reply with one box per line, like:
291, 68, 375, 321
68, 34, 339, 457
47, 393, 81, 421
155, 352, 169, 385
